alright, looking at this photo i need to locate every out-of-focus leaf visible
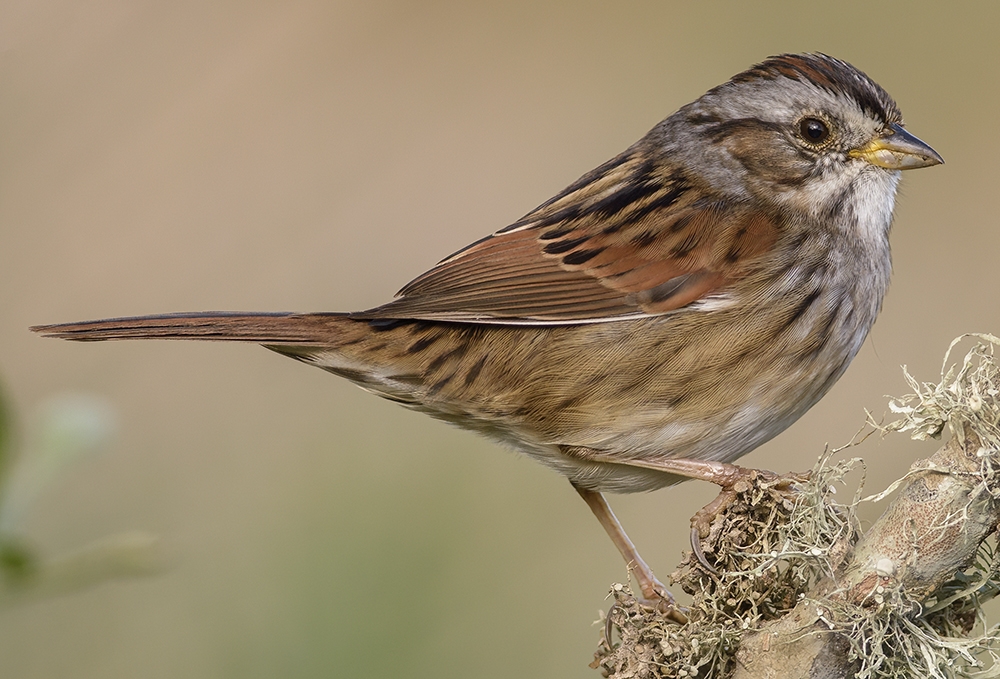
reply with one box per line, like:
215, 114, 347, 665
0, 382, 10, 486
0, 532, 162, 607
0, 537, 37, 584
0, 393, 117, 533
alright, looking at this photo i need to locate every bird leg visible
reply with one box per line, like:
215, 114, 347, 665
573, 455, 806, 582
572, 483, 687, 624
665, 462, 809, 575
573, 456, 808, 627
568, 456, 751, 614
619, 457, 763, 488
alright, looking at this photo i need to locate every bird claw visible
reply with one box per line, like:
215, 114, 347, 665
687, 467, 811, 575
632, 565, 688, 623
604, 583, 688, 649
689, 524, 721, 576
638, 595, 688, 625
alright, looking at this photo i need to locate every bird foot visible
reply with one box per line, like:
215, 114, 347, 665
604, 577, 688, 649
632, 570, 688, 624
688, 467, 811, 574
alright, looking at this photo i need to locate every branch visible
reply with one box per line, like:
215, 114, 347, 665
592, 335, 1000, 679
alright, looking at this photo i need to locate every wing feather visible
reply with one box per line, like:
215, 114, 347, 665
357, 148, 781, 325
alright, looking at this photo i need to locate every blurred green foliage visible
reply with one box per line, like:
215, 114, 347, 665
0, 383, 9, 497
0, 383, 159, 604
0, 385, 38, 588
0, 388, 34, 586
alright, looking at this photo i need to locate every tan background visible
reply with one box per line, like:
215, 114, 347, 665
2, 1, 998, 677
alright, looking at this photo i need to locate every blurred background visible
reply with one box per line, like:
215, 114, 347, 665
2, 1, 998, 676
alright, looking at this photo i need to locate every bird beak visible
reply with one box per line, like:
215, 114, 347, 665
850, 123, 944, 170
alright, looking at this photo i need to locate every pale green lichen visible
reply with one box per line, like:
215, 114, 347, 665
595, 451, 862, 678
594, 335, 1000, 679
883, 333, 1000, 453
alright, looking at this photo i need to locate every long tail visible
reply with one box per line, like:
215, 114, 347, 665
31, 312, 353, 345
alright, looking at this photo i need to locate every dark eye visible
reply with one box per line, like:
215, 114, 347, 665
798, 117, 830, 144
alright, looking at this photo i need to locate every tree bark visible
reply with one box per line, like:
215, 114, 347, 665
593, 337, 1000, 679
732, 432, 998, 679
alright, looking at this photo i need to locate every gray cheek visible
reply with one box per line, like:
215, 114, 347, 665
666, 140, 752, 200
735, 143, 815, 193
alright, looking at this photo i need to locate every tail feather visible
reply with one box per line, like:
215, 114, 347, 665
31, 312, 352, 345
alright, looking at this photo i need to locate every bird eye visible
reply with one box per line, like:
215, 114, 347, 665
798, 117, 830, 144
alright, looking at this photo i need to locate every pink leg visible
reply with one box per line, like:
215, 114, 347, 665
610, 457, 758, 487
573, 483, 686, 624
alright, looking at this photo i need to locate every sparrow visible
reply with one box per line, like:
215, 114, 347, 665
33, 53, 943, 610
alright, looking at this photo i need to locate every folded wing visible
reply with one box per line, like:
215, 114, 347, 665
359, 149, 779, 325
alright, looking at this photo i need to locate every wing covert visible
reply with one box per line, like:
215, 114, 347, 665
357, 149, 780, 325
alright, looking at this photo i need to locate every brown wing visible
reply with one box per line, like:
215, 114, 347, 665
357, 149, 780, 325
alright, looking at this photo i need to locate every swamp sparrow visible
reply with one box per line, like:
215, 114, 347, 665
34, 54, 943, 608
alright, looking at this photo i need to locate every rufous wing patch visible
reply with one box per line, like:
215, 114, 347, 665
360, 155, 781, 324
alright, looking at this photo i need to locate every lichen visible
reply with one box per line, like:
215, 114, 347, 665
592, 335, 1000, 679
593, 452, 860, 678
